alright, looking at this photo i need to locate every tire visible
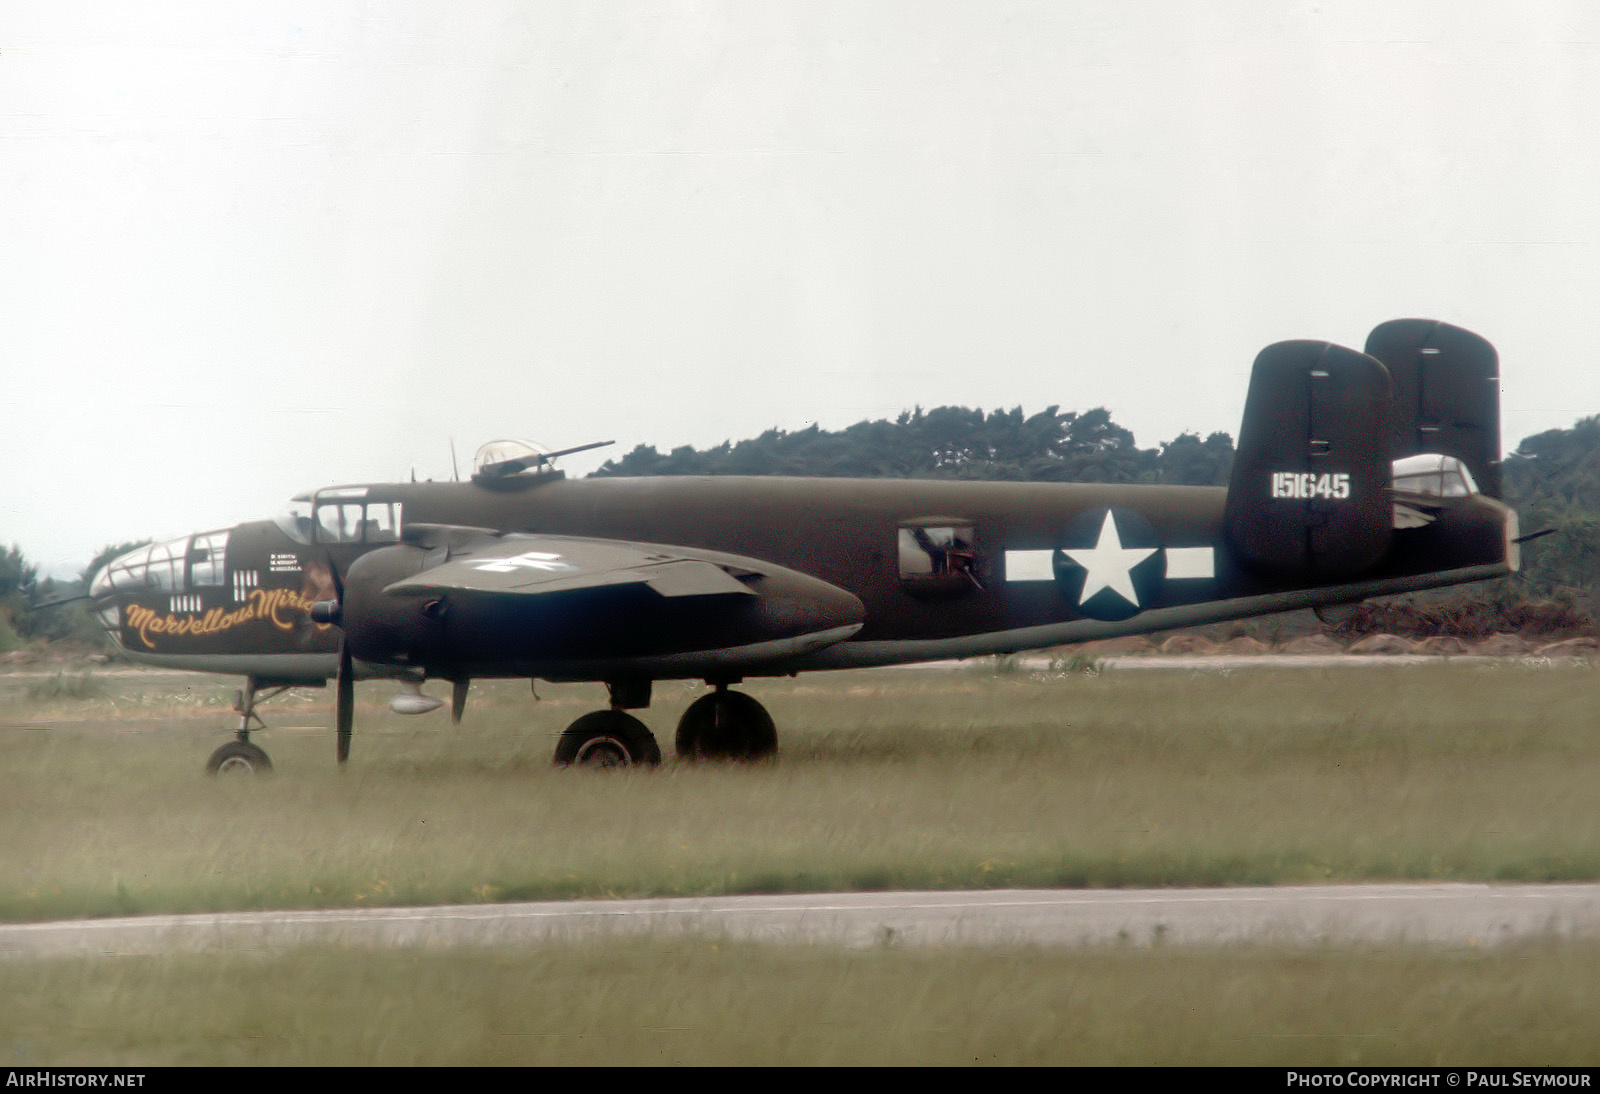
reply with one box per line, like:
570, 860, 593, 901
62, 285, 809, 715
553, 710, 662, 768
675, 690, 778, 762
206, 740, 274, 776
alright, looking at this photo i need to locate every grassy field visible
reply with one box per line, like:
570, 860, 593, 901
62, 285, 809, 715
1, 659, 1596, 921
7, 937, 1600, 1065
3, 659, 1598, 1065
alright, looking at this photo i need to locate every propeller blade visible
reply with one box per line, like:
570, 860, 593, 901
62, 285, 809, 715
325, 551, 345, 603
451, 678, 469, 725
336, 639, 353, 765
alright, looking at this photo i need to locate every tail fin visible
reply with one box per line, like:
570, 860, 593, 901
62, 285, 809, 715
1362, 319, 1502, 497
1224, 340, 1395, 579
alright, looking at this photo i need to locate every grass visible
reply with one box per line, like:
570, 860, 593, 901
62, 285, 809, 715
2, 660, 1598, 1066
21, 672, 106, 702
5, 937, 1600, 1065
1, 660, 1597, 921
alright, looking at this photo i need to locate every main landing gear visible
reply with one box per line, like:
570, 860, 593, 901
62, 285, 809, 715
205, 675, 781, 773
553, 710, 662, 768
552, 680, 778, 768
205, 677, 288, 775
675, 687, 777, 762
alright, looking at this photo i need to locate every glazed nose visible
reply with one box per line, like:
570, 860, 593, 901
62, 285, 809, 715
84, 563, 124, 648
87, 562, 110, 601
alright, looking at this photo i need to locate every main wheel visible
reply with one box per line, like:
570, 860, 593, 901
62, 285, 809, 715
675, 690, 777, 762
206, 740, 274, 776
553, 710, 662, 768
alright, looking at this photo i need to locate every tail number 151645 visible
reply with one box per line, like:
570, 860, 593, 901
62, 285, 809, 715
1270, 472, 1351, 500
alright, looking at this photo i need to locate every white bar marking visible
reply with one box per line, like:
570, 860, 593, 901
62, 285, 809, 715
1165, 547, 1215, 580
1004, 549, 1057, 582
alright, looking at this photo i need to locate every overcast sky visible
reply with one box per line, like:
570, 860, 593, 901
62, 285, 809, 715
4, 1, 1598, 576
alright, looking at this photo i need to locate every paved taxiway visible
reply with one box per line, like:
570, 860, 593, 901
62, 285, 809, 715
4, 884, 1599, 958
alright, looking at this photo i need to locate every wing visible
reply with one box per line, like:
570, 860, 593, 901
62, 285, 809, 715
341, 529, 865, 680
386, 535, 759, 599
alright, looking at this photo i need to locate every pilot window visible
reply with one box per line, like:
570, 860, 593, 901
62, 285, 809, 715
316, 503, 360, 543
312, 501, 403, 544
898, 524, 979, 593
277, 498, 314, 543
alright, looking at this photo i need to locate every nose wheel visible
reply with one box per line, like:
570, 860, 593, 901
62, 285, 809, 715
206, 739, 274, 775
204, 677, 289, 776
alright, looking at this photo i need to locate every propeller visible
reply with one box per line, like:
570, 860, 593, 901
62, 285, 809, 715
306, 543, 445, 765
336, 640, 353, 765
309, 556, 354, 767
451, 678, 469, 725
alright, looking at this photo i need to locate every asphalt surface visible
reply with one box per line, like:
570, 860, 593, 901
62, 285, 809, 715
4, 884, 1600, 958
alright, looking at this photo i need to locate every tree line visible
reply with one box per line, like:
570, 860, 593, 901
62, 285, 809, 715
596, 405, 1598, 613
594, 405, 1237, 486
0, 542, 145, 652
1500, 415, 1600, 612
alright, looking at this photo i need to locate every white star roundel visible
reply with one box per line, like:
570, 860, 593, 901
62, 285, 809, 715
1055, 508, 1164, 621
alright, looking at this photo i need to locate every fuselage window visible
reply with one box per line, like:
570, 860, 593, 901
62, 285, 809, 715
898, 524, 979, 593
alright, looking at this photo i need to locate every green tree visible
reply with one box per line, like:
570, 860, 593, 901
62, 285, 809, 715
0, 544, 38, 645
1501, 416, 1600, 612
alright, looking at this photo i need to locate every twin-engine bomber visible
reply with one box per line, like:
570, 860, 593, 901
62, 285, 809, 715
88, 319, 1520, 774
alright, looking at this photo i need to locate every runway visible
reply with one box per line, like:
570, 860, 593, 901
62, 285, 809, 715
4, 884, 1599, 959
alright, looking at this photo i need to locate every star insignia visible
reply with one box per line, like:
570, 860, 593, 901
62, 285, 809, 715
1061, 511, 1157, 607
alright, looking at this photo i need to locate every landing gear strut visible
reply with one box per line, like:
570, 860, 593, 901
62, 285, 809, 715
675, 685, 777, 762
205, 677, 287, 775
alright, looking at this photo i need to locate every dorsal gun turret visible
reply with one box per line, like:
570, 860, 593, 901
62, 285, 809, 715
471, 439, 614, 487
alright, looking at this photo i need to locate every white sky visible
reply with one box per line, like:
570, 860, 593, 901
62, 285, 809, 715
4, 1, 1598, 576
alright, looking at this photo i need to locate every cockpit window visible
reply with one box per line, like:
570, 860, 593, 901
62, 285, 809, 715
274, 493, 402, 546
275, 497, 314, 545
1391, 454, 1478, 498
316, 503, 361, 543
365, 502, 398, 541
312, 499, 402, 544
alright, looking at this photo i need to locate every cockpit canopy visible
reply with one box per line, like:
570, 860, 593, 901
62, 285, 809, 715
275, 487, 403, 546
1391, 453, 1479, 498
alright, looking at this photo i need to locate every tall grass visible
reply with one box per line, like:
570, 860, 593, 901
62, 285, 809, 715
1, 662, 1597, 921
6, 938, 1600, 1065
